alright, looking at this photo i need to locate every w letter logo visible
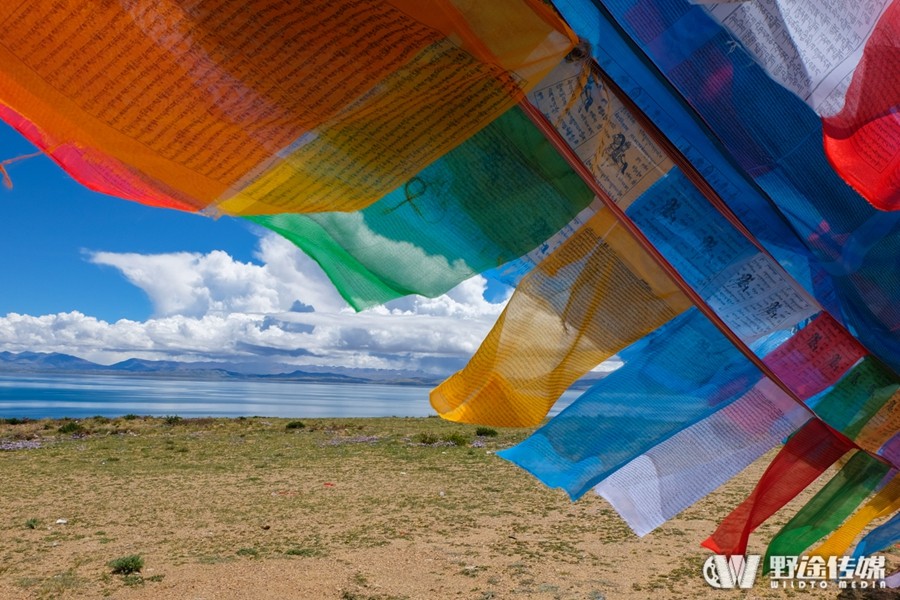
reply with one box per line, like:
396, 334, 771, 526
703, 555, 760, 589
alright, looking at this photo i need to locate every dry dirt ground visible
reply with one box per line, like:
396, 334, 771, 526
0, 416, 896, 600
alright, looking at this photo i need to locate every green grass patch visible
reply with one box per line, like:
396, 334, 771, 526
108, 554, 143, 575
57, 421, 84, 434
441, 432, 469, 446
412, 432, 439, 445
284, 547, 325, 557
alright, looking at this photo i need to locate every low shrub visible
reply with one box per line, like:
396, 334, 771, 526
413, 432, 439, 445
57, 421, 84, 435
442, 432, 470, 447
108, 554, 143, 575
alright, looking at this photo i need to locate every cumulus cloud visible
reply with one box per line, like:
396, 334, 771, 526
89, 234, 348, 317
380, 275, 511, 319
251, 234, 348, 313
2, 234, 508, 374
301, 212, 475, 297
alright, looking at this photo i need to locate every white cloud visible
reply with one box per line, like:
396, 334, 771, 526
1, 234, 507, 374
380, 275, 511, 319
304, 212, 475, 297
89, 234, 347, 317
251, 234, 348, 313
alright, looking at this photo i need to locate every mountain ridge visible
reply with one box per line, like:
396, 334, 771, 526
0, 350, 443, 386
0, 351, 608, 389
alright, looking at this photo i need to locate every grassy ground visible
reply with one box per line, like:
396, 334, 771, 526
0, 416, 896, 599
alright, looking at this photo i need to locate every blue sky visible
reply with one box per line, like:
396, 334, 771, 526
0, 121, 259, 322
0, 121, 509, 373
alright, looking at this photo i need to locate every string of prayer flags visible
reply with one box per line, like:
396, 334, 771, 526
701, 418, 855, 557
703, 0, 900, 210
807, 358, 900, 443
498, 309, 763, 499
764, 451, 892, 570
536, 0, 900, 552
811, 474, 900, 558
595, 379, 811, 537
248, 106, 594, 309
552, 0, 900, 374
853, 511, 900, 559
430, 208, 691, 427
0, 0, 575, 213
0, 0, 897, 559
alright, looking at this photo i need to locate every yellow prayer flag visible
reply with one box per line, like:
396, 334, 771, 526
431, 208, 691, 427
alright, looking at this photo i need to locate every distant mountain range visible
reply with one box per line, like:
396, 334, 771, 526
0, 351, 608, 390
0, 351, 440, 386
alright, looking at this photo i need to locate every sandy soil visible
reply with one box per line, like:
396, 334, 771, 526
0, 416, 896, 600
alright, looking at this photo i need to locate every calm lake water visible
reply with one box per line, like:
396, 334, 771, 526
0, 374, 581, 419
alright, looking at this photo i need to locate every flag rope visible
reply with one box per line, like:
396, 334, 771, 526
585, 60, 900, 378
518, 93, 891, 468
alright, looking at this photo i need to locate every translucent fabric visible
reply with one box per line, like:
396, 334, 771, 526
626, 170, 818, 344
497, 309, 762, 498
812, 473, 900, 557
552, 0, 900, 372
882, 434, 900, 472
511, 308, 867, 515
594, 378, 810, 536
807, 358, 900, 442
429, 208, 691, 427
701, 1, 900, 209
0, 0, 896, 555
0, 0, 575, 213
852, 510, 900, 558
821, 1, 900, 210
548, 0, 824, 301
856, 389, 900, 459
592, 315, 867, 537
247, 52, 682, 311
702, 418, 855, 556
592, 307, 882, 538
527, 57, 821, 350
524, 57, 673, 211
450, 40, 895, 525
763, 451, 890, 571
762, 313, 868, 399
248, 106, 594, 309
626, 171, 754, 291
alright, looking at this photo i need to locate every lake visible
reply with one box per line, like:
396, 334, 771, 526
0, 374, 582, 419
